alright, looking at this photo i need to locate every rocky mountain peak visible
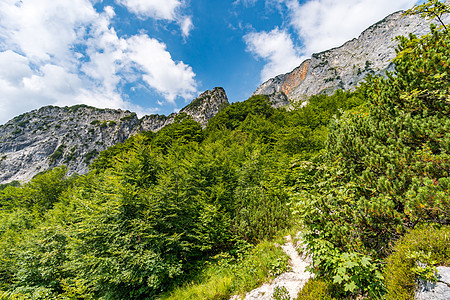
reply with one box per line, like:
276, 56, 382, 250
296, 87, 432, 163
181, 87, 229, 127
254, 10, 450, 106
133, 87, 229, 133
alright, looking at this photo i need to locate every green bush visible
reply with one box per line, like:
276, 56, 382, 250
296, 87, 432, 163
384, 225, 450, 300
120, 113, 136, 122
49, 145, 66, 163
273, 285, 290, 300
294, 11, 450, 297
83, 149, 98, 163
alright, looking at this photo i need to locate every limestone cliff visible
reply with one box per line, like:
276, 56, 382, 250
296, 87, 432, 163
254, 11, 450, 104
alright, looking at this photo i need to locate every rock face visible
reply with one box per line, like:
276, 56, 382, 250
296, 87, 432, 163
0, 88, 229, 184
180, 87, 230, 127
416, 266, 450, 300
253, 11, 450, 105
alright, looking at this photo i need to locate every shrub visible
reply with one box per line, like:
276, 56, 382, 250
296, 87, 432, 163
296, 278, 336, 300
273, 285, 290, 300
120, 113, 136, 122
384, 225, 450, 300
83, 150, 99, 164
295, 15, 450, 298
49, 145, 66, 163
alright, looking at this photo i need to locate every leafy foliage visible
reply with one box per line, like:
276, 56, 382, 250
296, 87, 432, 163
405, 0, 450, 31
295, 4, 450, 297
0, 86, 356, 298
296, 278, 336, 300
162, 241, 289, 300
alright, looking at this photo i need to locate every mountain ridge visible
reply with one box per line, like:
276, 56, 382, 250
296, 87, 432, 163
0, 87, 229, 184
253, 10, 450, 103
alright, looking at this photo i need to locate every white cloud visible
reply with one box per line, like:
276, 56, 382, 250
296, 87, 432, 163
116, 0, 182, 20
0, 50, 33, 84
0, 0, 96, 65
180, 17, 194, 38
116, 0, 194, 37
126, 35, 197, 104
0, 0, 198, 124
244, 28, 305, 82
285, 0, 419, 55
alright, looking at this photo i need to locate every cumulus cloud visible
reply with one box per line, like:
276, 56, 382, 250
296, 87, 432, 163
0, 51, 33, 85
0, 0, 96, 65
116, 0, 182, 20
126, 35, 197, 103
116, 0, 194, 37
285, 0, 418, 54
244, 28, 306, 82
0, 0, 198, 124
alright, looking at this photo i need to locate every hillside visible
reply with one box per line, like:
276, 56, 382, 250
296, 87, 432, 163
3, 9, 447, 185
0, 1, 449, 300
0, 87, 229, 184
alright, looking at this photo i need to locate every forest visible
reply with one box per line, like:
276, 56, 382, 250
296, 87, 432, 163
0, 1, 449, 299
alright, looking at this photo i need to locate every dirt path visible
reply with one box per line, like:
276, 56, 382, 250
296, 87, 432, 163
231, 235, 312, 300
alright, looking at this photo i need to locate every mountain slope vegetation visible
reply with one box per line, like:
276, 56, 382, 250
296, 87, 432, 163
0, 91, 363, 299
0, 1, 449, 299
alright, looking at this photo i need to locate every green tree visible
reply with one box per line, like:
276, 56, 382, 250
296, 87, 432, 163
234, 152, 292, 242
405, 0, 450, 32
295, 14, 450, 297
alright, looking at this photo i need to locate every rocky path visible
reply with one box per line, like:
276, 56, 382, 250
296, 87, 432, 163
231, 235, 312, 300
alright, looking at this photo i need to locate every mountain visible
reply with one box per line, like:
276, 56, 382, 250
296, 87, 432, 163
2, 9, 448, 185
0, 87, 229, 184
253, 11, 450, 103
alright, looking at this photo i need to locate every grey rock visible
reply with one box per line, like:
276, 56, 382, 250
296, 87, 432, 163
0, 88, 229, 184
0, 105, 139, 183
416, 267, 450, 300
180, 87, 229, 128
253, 11, 450, 106
132, 87, 229, 134
438, 266, 450, 285
267, 92, 290, 109
133, 113, 174, 133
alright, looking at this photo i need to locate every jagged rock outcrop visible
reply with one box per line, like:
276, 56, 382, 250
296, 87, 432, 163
132, 87, 229, 133
180, 87, 229, 127
136, 113, 175, 133
0, 88, 229, 184
254, 11, 450, 105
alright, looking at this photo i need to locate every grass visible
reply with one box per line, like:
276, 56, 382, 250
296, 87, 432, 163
159, 240, 290, 300
296, 278, 336, 300
384, 224, 450, 300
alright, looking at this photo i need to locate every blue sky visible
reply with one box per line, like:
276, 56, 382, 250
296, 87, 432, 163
0, 0, 423, 124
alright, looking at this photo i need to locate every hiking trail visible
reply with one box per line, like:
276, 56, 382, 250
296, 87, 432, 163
230, 235, 312, 300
